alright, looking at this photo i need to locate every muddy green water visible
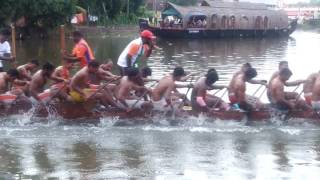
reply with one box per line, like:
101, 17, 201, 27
1, 30, 320, 179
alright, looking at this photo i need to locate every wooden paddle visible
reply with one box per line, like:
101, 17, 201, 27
177, 76, 195, 109
252, 84, 264, 96
10, 24, 17, 68
212, 88, 228, 108
87, 77, 121, 100
131, 81, 158, 109
60, 25, 66, 63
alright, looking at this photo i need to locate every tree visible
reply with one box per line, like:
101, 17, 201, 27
0, 0, 76, 37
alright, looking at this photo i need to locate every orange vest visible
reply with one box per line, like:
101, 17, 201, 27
72, 39, 95, 67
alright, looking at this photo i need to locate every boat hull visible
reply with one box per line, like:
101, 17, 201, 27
1, 99, 319, 123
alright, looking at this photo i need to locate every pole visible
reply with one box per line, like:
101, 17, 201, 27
11, 24, 17, 67
127, 0, 130, 17
60, 25, 66, 64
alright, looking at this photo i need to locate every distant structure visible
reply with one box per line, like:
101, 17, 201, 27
139, 0, 297, 38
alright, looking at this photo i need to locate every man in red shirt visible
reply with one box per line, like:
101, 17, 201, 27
63, 31, 95, 68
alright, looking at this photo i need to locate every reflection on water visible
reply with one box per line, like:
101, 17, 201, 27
1, 30, 320, 179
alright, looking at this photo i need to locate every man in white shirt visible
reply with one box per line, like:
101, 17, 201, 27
117, 30, 156, 76
0, 29, 15, 72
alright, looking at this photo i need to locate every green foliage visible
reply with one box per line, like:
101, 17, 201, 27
0, 0, 76, 29
0, 0, 147, 30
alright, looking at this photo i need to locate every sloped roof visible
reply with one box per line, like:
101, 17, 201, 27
164, 2, 286, 18
201, 0, 269, 10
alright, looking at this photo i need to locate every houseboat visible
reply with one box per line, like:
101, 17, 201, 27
139, 0, 297, 38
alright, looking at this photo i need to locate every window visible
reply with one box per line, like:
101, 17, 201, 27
229, 15, 236, 29
264, 16, 268, 29
212, 14, 218, 29
221, 16, 228, 29
255, 16, 263, 29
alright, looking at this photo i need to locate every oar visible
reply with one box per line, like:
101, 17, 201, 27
131, 81, 158, 109
252, 84, 264, 96
87, 77, 121, 100
60, 25, 65, 64
212, 88, 228, 108
258, 86, 267, 99
45, 82, 68, 104
177, 76, 195, 109
10, 24, 17, 68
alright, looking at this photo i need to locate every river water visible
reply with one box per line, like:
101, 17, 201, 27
1, 30, 320, 179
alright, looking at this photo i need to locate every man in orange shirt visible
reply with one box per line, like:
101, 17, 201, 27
64, 31, 95, 68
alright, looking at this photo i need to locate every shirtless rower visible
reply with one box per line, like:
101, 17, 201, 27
0, 69, 20, 94
228, 67, 264, 111
151, 67, 192, 109
29, 62, 67, 103
268, 61, 306, 101
191, 69, 229, 112
17, 60, 39, 81
69, 61, 118, 107
11, 60, 40, 96
51, 59, 73, 82
303, 71, 319, 106
269, 68, 311, 111
310, 72, 320, 110
115, 67, 152, 111
230, 63, 267, 87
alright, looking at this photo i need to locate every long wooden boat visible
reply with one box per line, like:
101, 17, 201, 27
2, 97, 320, 124
140, 1, 297, 39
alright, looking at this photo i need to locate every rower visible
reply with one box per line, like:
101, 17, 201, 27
11, 60, 40, 96
268, 61, 305, 100
29, 62, 67, 103
0, 69, 20, 94
310, 72, 320, 110
63, 31, 95, 68
191, 69, 229, 112
151, 67, 192, 110
0, 69, 22, 104
230, 63, 267, 88
269, 68, 311, 111
51, 59, 73, 82
303, 71, 318, 106
117, 30, 156, 76
69, 61, 118, 107
228, 67, 264, 111
115, 67, 152, 112
17, 59, 39, 81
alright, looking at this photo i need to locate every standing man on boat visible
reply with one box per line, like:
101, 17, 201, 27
191, 69, 229, 112
228, 67, 264, 111
268, 68, 310, 111
63, 31, 95, 68
69, 61, 118, 108
117, 30, 156, 76
0, 29, 15, 72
